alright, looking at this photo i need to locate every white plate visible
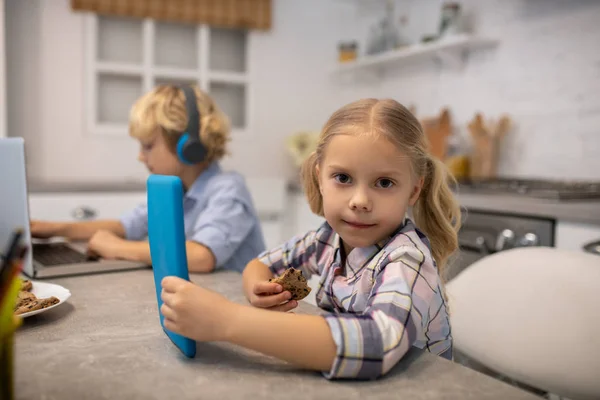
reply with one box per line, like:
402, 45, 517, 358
16, 281, 71, 318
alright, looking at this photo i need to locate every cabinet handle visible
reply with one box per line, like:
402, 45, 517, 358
583, 240, 600, 256
72, 206, 97, 221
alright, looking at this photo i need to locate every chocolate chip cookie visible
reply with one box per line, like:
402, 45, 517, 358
269, 268, 312, 301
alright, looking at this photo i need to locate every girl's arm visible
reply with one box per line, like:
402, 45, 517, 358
226, 304, 337, 372
243, 227, 324, 302
162, 244, 441, 380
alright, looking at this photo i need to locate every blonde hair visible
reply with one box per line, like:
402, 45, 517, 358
301, 99, 461, 275
129, 84, 230, 163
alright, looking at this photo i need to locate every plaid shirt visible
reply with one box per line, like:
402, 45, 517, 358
257, 219, 452, 380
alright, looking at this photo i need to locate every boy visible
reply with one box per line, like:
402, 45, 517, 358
30, 85, 266, 273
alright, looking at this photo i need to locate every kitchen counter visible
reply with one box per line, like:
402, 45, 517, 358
457, 191, 600, 225
15, 269, 540, 400
290, 181, 600, 224
27, 180, 147, 193
28, 179, 600, 225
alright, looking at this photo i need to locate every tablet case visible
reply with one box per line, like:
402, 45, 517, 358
147, 174, 196, 358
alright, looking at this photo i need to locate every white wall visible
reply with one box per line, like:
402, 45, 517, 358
6, 0, 360, 182
345, 0, 600, 180
5, 0, 44, 173
6, 0, 600, 182
0, 0, 6, 138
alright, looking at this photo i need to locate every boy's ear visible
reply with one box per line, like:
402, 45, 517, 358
409, 176, 424, 206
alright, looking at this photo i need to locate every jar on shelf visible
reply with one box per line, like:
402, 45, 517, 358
338, 41, 358, 63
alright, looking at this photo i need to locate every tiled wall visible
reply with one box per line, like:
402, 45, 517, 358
6, 0, 600, 182
347, 0, 600, 181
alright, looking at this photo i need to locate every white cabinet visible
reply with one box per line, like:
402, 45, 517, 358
245, 178, 288, 250
28, 192, 145, 222
286, 192, 326, 239
555, 221, 600, 253
286, 192, 325, 307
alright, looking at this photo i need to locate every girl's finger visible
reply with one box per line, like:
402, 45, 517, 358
253, 281, 283, 295
161, 276, 186, 292
252, 291, 292, 308
269, 300, 298, 313
161, 289, 174, 306
163, 318, 179, 333
160, 303, 176, 321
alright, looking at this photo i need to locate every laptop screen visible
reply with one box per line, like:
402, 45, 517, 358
0, 137, 34, 276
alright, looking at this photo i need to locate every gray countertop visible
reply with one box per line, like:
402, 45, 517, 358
14, 269, 540, 400
27, 180, 147, 193
290, 181, 600, 225
456, 191, 600, 225
27, 179, 600, 224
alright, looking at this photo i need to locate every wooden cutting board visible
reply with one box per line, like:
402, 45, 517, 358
421, 108, 452, 160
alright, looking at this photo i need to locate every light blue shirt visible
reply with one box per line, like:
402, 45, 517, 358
120, 162, 266, 273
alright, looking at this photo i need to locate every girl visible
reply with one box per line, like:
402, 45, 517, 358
30, 85, 266, 273
159, 98, 461, 379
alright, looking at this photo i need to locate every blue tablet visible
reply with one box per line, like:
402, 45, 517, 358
147, 174, 196, 358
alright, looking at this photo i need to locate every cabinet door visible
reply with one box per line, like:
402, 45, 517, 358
28, 192, 146, 221
260, 215, 284, 250
288, 193, 325, 238
555, 221, 600, 253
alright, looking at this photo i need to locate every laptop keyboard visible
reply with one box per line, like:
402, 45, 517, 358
33, 243, 90, 266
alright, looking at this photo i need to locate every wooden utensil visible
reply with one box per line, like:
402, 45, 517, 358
468, 113, 511, 180
422, 108, 452, 161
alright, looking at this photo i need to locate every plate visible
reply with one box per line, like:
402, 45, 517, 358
16, 281, 72, 318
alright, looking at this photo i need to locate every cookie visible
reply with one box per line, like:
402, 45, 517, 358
269, 268, 311, 301
14, 296, 59, 315
21, 279, 33, 292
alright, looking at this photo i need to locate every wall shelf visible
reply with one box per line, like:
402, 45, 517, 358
332, 34, 498, 74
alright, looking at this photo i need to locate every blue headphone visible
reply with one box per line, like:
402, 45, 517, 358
176, 86, 207, 165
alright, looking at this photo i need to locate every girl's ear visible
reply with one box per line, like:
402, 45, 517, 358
409, 176, 424, 206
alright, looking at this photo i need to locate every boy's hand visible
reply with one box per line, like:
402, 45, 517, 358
87, 229, 124, 259
249, 281, 298, 312
30, 220, 64, 239
160, 276, 235, 342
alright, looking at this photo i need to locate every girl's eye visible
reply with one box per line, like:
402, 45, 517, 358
334, 174, 351, 184
142, 143, 154, 151
376, 179, 394, 189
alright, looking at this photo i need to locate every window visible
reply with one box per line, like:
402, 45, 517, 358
85, 15, 249, 136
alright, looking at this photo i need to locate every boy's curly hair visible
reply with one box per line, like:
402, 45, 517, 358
129, 84, 230, 163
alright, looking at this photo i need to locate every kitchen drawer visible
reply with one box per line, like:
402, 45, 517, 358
28, 192, 146, 221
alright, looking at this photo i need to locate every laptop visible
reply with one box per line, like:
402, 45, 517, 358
0, 137, 149, 279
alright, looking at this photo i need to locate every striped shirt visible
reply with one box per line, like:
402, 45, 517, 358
257, 219, 452, 380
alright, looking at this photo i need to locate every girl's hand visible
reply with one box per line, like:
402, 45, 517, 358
249, 281, 298, 312
160, 276, 236, 342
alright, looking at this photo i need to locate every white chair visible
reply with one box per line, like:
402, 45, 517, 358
446, 247, 600, 400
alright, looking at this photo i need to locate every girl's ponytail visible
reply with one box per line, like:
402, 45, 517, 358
412, 157, 461, 279
300, 151, 323, 216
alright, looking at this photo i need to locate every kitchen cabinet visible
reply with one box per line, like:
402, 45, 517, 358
286, 192, 325, 307
555, 221, 600, 253
28, 192, 146, 221
286, 192, 325, 239
27, 184, 288, 251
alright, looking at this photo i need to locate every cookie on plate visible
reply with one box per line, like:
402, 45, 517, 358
14, 296, 60, 315
268, 267, 311, 301
21, 279, 33, 292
